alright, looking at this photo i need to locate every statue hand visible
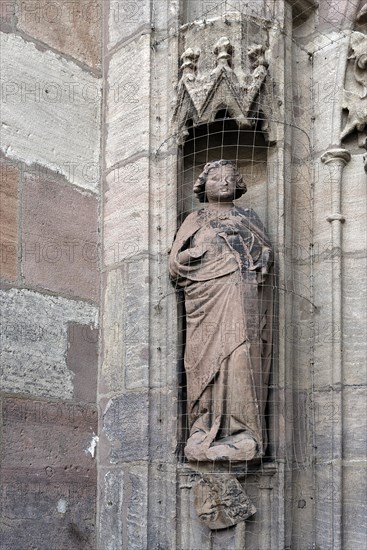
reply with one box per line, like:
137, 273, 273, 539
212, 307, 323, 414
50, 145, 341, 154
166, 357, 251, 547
177, 246, 207, 264
250, 248, 271, 273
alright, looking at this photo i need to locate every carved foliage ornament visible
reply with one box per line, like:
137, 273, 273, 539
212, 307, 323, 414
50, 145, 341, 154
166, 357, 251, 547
174, 34, 270, 142
193, 474, 256, 530
341, 31, 367, 143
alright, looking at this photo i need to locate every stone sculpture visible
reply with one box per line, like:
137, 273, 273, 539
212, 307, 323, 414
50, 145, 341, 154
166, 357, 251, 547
173, 35, 274, 143
341, 31, 367, 143
193, 474, 257, 529
169, 160, 273, 463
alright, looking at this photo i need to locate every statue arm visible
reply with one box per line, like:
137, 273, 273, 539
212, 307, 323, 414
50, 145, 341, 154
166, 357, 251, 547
169, 212, 204, 278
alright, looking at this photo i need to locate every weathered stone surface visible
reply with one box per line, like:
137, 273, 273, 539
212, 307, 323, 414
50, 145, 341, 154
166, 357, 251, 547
343, 386, 367, 460
313, 34, 350, 155
182, 0, 272, 23
0, 288, 98, 399
343, 256, 367, 386
343, 461, 367, 548
123, 259, 149, 390
10, 0, 102, 69
67, 323, 98, 403
101, 260, 149, 394
147, 463, 177, 548
106, 34, 150, 168
0, 397, 97, 550
101, 393, 149, 463
108, 0, 151, 49
341, 32, 367, 143
0, 33, 100, 191
342, 156, 367, 253
313, 389, 342, 459
98, 469, 124, 549
126, 465, 148, 550
100, 268, 125, 394
22, 173, 99, 301
104, 157, 149, 266
149, 391, 177, 462
194, 474, 256, 529
98, 465, 148, 550
0, 160, 18, 280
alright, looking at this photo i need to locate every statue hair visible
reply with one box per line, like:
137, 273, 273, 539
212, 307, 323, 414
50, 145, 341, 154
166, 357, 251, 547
193, 160, 247, 203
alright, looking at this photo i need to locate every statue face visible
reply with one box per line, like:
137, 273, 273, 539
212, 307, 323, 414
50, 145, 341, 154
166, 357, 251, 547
205, 164, 237, 203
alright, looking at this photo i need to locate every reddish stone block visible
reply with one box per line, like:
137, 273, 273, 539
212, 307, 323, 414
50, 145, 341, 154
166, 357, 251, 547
2, 0, 102, 69
22, 174, 99, 302
67, 323, 98, 403
0, 161, 18, 281
0, 397, 98, 549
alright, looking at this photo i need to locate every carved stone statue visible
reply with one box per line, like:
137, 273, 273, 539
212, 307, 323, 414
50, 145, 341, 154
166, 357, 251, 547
169, 160, 273, 463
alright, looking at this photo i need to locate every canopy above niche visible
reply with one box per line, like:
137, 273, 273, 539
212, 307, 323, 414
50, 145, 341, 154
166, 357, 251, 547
173, 13, 281, 145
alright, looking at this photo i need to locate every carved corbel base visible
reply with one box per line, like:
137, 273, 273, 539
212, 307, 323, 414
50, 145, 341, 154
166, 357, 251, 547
193, 473, 256, 530
178, 462, 277, 532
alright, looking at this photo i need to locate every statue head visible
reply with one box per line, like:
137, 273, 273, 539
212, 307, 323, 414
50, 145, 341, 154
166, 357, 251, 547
193, 160, 246, 203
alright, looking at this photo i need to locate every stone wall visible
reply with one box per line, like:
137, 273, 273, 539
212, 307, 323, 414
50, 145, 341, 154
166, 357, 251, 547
99, 1, 366, 549
0, 2, 101, 547
0, 0, 366, 549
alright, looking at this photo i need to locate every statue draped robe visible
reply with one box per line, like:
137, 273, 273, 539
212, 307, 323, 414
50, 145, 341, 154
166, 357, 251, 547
169, 206, 273, 461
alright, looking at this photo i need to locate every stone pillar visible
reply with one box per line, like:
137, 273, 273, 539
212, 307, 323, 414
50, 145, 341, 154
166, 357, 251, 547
320, 148, 351, 550
98, 1, 180, 548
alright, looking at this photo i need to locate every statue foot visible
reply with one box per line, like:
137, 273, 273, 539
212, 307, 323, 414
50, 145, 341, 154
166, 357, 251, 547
206, 434, 257, 462
185, 430, 210, 461
185, 417, 221, 462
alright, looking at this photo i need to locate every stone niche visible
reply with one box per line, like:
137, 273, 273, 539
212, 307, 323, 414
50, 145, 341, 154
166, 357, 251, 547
172, 12, 282, 545
174, 14, 277, 222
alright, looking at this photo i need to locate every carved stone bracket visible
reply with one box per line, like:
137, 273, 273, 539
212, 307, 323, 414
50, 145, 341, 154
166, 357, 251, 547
178, 462, 277, 532
193, 474, 256, 530
341, 32, 367, 144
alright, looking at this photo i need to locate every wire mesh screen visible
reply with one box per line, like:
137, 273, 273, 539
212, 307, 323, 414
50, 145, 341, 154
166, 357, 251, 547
173, 118, 279, 467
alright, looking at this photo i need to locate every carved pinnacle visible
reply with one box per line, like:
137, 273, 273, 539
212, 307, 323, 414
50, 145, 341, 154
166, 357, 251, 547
213, 37, 233, 68
180, 48, 200, 77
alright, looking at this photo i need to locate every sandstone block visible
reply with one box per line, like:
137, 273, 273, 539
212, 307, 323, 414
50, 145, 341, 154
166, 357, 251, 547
98, 465, 148, 550
98, 469, 124, 549
108, 0, 151, 49
123, 259, 149, 390
313, 389, 342, 460
100, 268, 125, 394
1, 397, 97, 549
0, 33, 100, 191
67, 323, 98, 403
0, 288, 98, 399
149, 391, 177, 462
343, 461, 367, 549
0, 160, 18, 281
101, 261, 150, 394
343, 386, 367, 460
12, 0, 102, 69
102, 393, 149, 463
343, 256, 367, 386
106, 34, 150, 168
104, 157, 149, 266
22, 173, 99, 301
